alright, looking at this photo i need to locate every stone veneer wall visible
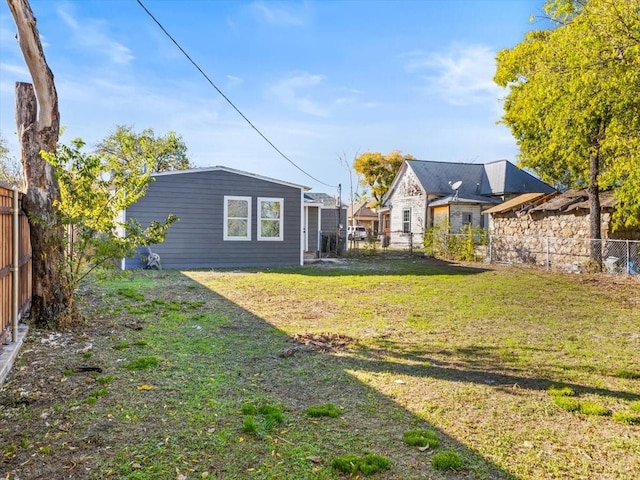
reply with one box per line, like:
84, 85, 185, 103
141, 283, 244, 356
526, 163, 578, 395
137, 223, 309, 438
489, 210, 614, 267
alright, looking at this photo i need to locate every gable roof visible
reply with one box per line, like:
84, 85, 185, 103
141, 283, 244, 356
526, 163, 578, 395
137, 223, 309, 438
151, 166, 310, 191
385, 159, 555, 202
347, 201, 377, 218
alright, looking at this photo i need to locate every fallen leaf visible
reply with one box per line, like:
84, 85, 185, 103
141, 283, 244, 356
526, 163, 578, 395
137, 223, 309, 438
307, 456, 322, 464
418, 445, 430, 451
137, 384, 154, 391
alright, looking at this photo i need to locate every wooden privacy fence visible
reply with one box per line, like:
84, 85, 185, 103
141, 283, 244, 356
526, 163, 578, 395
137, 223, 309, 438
0, 183, 32, 344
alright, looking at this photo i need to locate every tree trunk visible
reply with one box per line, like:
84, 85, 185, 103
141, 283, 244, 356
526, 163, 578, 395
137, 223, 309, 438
9, 0, 70, 327
588, 149, 601, 265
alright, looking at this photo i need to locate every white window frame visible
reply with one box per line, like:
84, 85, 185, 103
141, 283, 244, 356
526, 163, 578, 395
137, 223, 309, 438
258, 197, 284, 241
402, 208, 411, 233
223, 196, 252, 241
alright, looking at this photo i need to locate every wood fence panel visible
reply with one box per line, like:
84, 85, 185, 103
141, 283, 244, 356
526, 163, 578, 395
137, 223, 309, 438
0, 184, 32, 344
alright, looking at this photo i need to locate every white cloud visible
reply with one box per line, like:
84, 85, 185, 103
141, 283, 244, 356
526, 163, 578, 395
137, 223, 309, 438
270, 73, 330, 117
0, 62, 29, 76
56, 5, 134, 65
225, 75, 244, 88
249, 1, 307, 26
404, 44, 503, 106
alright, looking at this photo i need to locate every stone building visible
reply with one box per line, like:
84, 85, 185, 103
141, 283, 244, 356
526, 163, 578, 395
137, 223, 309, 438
485, 190, 640, 269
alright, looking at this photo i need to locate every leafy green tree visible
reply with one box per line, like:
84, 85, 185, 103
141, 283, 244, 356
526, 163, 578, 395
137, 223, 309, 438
353, 150, 414, 206
95, 125, 192, 173
42, 138, 178, 318
495, 0, 640, 244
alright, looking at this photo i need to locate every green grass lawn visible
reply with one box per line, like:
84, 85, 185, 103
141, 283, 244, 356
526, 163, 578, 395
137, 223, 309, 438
1, 257, 638, 479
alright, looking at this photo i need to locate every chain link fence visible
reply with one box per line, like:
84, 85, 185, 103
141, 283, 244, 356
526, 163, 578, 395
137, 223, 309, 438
464, 234, 639, 275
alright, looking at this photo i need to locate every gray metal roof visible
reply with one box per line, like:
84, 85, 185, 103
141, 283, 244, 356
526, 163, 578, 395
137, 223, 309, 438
482, 160, 555, 195
405, 159, 554, 198
305, 192, 343, 209
429, 193, 502, 207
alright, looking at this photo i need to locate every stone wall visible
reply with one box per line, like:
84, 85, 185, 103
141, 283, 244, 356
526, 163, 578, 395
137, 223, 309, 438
489, 209, 614, 268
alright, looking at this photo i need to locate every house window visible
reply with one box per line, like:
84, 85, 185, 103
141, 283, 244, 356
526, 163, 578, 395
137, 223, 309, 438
462, 212, 473, 227
402, 208, 411, 233
258, 197, 283, 241
224, 196, 251, 241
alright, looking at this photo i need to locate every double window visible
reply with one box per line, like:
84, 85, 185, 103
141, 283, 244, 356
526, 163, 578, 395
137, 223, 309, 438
223, 196, 283, 241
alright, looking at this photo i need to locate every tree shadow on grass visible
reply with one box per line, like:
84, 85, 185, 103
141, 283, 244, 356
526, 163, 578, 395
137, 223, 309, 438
177, 273, 515, 479
271, 256, 492, 277
354, 341, 640, 402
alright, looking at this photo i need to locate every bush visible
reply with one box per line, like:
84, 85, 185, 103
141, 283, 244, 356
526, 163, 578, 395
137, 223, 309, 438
423, 222, 487, 262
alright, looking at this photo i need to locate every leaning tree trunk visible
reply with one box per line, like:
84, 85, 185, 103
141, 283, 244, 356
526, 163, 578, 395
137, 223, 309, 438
588, 149, 602, 266
8, 0, 70, 327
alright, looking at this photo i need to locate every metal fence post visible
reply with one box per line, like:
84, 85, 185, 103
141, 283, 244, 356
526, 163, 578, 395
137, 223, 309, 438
627, 240, 630, 274
545, 236, 550, 271
488, 235, 492, 264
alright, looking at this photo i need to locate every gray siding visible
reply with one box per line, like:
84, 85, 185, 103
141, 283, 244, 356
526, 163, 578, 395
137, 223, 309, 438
320, 207, 347, 236
125, 170, 303, 269
306, 207, 319, 252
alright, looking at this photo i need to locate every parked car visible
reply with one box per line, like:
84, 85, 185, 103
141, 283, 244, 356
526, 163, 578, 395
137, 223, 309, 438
347, 225, 367, 240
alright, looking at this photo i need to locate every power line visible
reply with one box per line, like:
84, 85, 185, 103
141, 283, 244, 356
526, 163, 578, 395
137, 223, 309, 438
135, 0, 337, 189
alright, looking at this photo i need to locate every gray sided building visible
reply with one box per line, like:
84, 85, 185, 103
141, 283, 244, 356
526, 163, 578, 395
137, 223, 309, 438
123, 167, 309, 269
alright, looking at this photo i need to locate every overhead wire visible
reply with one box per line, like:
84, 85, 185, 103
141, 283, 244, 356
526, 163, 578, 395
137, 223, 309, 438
135, 0, 338, 188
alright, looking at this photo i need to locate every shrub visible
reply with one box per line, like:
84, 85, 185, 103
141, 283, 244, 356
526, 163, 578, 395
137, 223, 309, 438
403, 429, 439, 448
630, 401, 640, 413
431, 450, 463, 471
615, 369, 640, 380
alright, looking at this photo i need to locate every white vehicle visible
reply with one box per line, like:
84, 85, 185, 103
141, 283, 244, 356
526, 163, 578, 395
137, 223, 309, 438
347, 225, 367, 241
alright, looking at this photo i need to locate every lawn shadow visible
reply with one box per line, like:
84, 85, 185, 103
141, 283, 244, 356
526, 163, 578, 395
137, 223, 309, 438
354, 341, 640, 402
181, 271, 515, 479
277, 255, 491, 277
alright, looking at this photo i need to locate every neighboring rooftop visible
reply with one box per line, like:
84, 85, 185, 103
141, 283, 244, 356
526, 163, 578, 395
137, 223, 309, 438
305, 192, 342, 208
402, 159, 555, 199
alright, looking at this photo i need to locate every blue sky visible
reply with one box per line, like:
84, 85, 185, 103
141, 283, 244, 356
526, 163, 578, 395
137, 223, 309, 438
0, 0, 545, 196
